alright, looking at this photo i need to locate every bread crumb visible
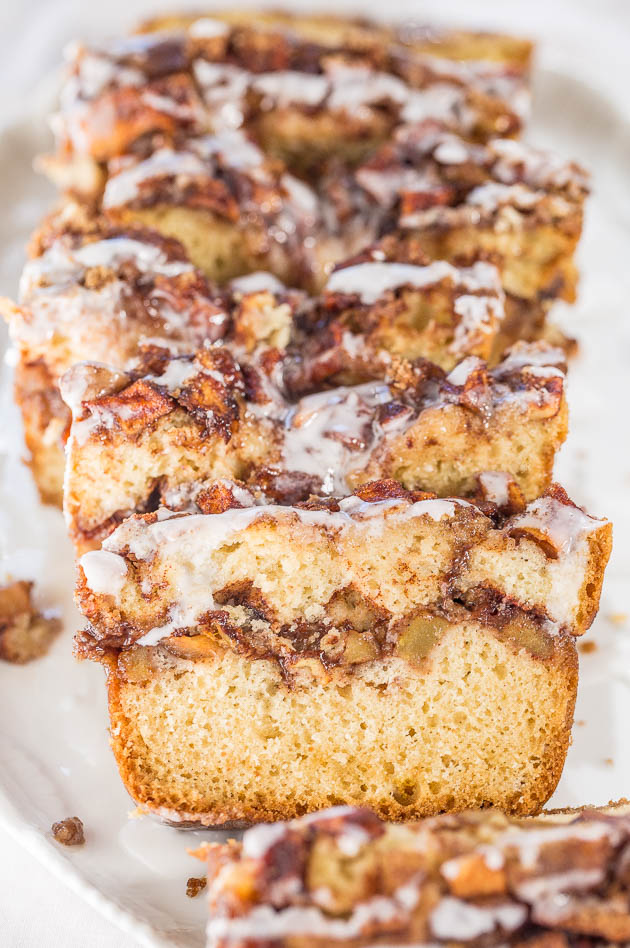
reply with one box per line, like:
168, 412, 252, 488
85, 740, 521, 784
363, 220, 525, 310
578, 641, 597, 654
0, 580, 61, 663
575, 719, 586, 726
128, 806, 149, 819
52, 817, 85, 846
604, 758, 614, 767
608, 612, 627, 626
186, 876, 207, 898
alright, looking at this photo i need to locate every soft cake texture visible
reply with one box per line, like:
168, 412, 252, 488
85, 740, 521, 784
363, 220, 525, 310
76, 484, 611, 824
104, 629, 577, 824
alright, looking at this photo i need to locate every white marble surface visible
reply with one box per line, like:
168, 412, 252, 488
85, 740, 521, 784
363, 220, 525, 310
0, 1, 629, 946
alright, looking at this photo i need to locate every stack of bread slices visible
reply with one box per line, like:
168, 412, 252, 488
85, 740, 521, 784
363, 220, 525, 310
1, 11, 614, 919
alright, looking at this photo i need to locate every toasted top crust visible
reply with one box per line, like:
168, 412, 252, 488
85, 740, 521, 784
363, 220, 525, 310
198, 803, 630, 947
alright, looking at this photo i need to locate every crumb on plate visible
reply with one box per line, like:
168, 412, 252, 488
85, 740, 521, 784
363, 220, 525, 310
51, 816, 85, 846
578, 640, 597, 654
186, 876, 207, 898
0, 580, 61, 664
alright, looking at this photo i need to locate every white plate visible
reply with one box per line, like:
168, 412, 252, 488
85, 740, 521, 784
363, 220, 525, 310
1, 21, 630, 948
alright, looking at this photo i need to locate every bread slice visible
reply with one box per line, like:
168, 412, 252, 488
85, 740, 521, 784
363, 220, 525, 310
74, 480, 611, 823
0, 216, 299, 503
352, 123, 589, 303
140, 10, 534, 71
4, 205, 514, 507
61, 342, 568, 551
197, 802, 630, 946
42, 21, 527, 194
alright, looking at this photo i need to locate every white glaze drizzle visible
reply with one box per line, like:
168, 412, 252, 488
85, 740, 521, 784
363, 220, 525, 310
507, 496, 603, 556
497, 819, 622, 869
188, 17, 229, 38
80, 550, 128, 596
430, 897, 526, 940
466, 181, 543, 212
451, 294, 504, 354
252, 71, 329, 107
478, 471, 512, 507
445, 356, 484, 387
513, 867, 606, 903
281, 382, 392, 494
103, 148, 210, 208
103, 132, 263, 208
80, 495, 468, 644
401, 84, 470, 124
489, 137, 588, 192
20, 237, 192, 299
206, 879, 421, 941
325, 260, 501, 305
192, 60, 250, 129
230, 271, 286, 295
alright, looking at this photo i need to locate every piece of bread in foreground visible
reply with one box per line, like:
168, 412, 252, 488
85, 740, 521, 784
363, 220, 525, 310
61, 342, 568, 551
197, 802, 630, 947
75, 480, 611, 823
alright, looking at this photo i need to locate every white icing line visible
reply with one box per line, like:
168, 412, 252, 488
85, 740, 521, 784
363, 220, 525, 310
325, 260, 501, 305
80, 550, 128, 596
82, 496, 470, 644
478, 471, 512, 507
508, 496, 604, 556
206, 879, 420, 941
188, 17, 229, 38
103, 132, 263, 208
430, 896, 526, 941
230, 271, 286, 295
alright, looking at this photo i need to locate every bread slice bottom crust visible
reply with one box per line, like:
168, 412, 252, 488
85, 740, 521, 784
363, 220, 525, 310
103, 621, 578, 826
